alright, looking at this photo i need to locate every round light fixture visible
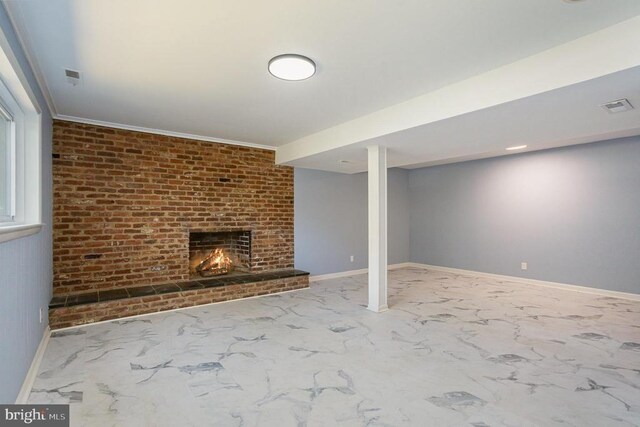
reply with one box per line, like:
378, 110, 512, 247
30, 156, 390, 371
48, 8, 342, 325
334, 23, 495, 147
268, 54, 316, 81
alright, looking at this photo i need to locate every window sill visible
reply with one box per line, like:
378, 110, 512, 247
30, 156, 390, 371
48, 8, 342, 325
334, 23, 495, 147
0, 223, 43, 243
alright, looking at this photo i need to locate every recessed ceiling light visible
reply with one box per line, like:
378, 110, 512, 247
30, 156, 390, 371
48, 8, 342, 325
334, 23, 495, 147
506, 145, 527, 151
268, 54, 316, 81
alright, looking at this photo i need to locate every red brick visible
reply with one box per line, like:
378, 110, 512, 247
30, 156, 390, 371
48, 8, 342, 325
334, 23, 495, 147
53, 120, 294, 294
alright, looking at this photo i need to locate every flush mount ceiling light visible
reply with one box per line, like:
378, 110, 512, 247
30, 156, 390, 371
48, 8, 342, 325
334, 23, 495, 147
268, 54, 316, 81
506, 145, 527, 151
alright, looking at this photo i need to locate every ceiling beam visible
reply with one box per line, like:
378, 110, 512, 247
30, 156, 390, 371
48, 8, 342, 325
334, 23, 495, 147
276, 16, 640, 165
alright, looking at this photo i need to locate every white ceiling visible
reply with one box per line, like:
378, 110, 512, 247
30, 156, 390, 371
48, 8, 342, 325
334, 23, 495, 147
5, 0, 640, 170
290, 66, 640, 173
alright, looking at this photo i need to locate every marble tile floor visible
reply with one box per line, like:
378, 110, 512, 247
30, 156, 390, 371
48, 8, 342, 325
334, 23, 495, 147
28, 267, 640, 426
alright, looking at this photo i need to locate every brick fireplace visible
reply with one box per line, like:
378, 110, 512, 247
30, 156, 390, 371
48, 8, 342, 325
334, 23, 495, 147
49, 120, 308, 328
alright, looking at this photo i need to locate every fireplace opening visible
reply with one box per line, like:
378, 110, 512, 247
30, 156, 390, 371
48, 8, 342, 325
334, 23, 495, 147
189, 230, 252, 278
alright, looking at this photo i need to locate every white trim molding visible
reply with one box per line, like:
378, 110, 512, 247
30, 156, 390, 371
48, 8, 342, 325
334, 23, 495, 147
309, 263, 412, 283
0, 223, 42, 243
406, 263, 640, 302
309, 268, 369, 282
0, 20, 43, 244
310, 262, 640, 301
15, 326, 50, 404
55, 115, 277, 151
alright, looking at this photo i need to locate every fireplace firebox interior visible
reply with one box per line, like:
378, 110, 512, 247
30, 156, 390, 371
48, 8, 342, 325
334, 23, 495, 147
189, 230, 252, 277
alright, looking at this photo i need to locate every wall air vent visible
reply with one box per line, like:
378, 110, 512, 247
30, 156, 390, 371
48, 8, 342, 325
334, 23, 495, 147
65, 69, 81, 85
601, 99, 634, 114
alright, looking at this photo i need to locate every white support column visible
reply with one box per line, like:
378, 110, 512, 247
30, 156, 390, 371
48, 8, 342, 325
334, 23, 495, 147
367, 145, 388, 312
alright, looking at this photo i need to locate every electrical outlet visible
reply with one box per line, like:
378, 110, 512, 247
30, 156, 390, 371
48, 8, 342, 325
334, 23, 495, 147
350, 255, 354, 263
39, 307, 43, 324
521, 262, 528, 271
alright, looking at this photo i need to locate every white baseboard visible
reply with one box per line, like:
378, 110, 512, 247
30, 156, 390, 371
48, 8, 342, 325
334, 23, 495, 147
309, 262, 413, 282
309, 268, 368, 282
15, 325, 50, 404
389, 262, 414, 270
406, 262, 640, 302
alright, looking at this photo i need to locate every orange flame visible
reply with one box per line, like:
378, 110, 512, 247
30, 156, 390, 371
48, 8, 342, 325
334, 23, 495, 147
194, 248, 233, 276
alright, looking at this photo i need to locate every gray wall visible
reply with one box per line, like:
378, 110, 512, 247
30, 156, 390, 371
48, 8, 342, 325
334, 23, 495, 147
295, 138, 639, 294
0, 5, 53, 403
409, 137, 640, 294
295, 168, 409, 275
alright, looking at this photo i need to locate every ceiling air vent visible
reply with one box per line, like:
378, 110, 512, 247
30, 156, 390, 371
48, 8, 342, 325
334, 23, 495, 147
601, 99, 634, 114
65, 69, 81, 85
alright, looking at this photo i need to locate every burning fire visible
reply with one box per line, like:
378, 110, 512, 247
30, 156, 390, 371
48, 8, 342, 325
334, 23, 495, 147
194, 248, 234, 277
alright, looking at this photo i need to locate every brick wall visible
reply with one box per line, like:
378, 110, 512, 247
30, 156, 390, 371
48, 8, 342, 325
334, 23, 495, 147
53, 120, 294, 295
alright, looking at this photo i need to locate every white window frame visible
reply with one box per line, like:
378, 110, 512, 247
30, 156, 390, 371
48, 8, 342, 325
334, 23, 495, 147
0, 25, 43, 243
0, 97, 17, 223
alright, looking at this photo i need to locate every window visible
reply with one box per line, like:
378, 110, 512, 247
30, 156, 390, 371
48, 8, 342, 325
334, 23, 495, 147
0, 102, 15, 222
0, 28, 43, 243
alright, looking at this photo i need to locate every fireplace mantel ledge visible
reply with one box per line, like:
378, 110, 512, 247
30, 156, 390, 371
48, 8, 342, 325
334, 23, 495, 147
0, 223, 43, 243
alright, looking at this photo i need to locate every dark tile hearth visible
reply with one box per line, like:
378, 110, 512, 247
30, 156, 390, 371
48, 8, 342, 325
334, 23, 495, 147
99, 289, 129, 302
49, 269, 309, 309
152, 283, 181, 294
